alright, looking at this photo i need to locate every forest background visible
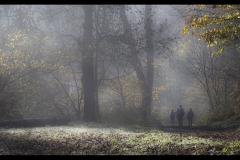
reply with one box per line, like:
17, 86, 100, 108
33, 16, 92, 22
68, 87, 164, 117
0, 4, 239, 127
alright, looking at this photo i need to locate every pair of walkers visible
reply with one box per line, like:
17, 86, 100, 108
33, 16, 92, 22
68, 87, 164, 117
169, 105, 194, 127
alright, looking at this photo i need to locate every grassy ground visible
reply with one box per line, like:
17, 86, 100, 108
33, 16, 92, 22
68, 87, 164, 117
0, 121, 240, 155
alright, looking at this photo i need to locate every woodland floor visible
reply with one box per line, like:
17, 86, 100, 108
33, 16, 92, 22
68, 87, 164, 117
0, 123, 240, 155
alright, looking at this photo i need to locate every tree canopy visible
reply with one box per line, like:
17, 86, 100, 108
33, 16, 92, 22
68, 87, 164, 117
182, 4, 240, 55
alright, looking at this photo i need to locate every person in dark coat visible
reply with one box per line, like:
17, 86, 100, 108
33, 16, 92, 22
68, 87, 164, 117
176, 105, 184, 127
169, 108, 176, 126
187, 108, 194, 127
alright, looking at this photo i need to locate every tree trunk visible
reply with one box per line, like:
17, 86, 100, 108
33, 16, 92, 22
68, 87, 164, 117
145, 5, 154, 118
82, 5, 96, 122
94, 6, 100, 119
119, 5, 150, 121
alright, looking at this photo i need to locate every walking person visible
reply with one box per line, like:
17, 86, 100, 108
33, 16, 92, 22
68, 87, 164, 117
176, 105, 184, 127
187, 108, 194, 128
169, 108, 176, 126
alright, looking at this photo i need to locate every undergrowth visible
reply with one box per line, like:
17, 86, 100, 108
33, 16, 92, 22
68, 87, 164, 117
208, 115, 240, 129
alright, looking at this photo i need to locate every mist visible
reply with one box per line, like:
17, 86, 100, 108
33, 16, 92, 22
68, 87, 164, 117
0, 5, 208, 124
0, 4, 238, 129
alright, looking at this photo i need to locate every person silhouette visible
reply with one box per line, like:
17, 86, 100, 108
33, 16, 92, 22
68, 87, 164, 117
176, 105, 184, 127
187, 108, 194, 127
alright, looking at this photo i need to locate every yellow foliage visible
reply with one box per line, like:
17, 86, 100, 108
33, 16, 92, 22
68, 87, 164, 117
182, 4, 240, 55
181, 26, 189, 34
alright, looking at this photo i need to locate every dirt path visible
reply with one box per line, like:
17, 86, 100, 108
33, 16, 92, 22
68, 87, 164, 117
159, 125, 240, 142
160, 125, 226, 132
